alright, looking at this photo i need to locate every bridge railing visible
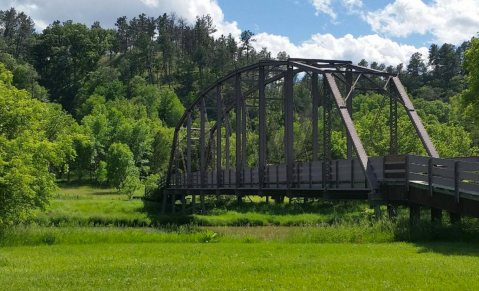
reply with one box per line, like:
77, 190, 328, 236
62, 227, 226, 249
169, 157, 381, 190
406, 155, 479, 199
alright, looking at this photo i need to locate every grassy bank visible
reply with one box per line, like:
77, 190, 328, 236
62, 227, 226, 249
33, 184, 374, 227
1, 242, 479, 290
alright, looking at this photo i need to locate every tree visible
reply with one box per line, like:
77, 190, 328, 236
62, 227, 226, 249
121, 167, 141, 200
159, 88, 185, 127
33, 21, 107, 111
106, 142, 136, 192
462, 37, 479, 124
0, 63, 69, 226
240, 30, 256, 62
95, 161, 108, 185
0, 8, 35, 59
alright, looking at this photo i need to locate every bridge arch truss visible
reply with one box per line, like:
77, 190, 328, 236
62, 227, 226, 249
162, 58, 443, 213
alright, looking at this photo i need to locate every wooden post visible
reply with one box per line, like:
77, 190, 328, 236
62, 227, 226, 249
200, 191, 206, 213
405, 155, 410, 192
427, 158, 432, 197
192, 194, 196, 214
181, 194, 186, 213
409, 203, 421, 225
454, 161, 460, 203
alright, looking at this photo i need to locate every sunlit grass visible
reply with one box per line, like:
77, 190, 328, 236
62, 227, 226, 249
1, 241, 479, 290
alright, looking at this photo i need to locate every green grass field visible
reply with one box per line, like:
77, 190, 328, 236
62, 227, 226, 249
1, 242, 479, 290
2, 184, 479, 290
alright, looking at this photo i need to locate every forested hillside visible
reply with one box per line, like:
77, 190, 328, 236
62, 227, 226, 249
1, 7, 479, 225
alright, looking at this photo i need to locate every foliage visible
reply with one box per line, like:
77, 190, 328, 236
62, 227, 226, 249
144, 173, 161, 198
95, 161, 108, 185
106, 143, 137, 193
121, 167, 141, 200
0, 63, 72, 226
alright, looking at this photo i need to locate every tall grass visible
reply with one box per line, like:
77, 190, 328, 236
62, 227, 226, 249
3, 217, 479, 247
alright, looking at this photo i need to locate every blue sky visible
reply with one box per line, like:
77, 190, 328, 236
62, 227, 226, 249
218, 0, 436, 48
2, 0, 478, 65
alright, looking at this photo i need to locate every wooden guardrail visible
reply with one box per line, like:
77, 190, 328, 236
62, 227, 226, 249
406, 155, 479, 201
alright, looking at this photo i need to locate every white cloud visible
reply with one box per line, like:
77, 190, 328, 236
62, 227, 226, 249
309, 0, 363, 19
253, 32, 428, 66
309, 0, 337, 19
1, 0, 240, 38
365, 0, 479, 44
3, 0, 430, 67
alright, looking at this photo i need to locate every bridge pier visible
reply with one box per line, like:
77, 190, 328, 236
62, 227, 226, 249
409, 203, 421, 225
181, 195, 186, 213
192, 194, 196, 214
431, 207, 443, 224
449, 212, 462, 224
200, 191, 206, 214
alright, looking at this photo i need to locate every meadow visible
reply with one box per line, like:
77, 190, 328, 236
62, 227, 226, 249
2, 184, 479, 290
2, 242, 479, 290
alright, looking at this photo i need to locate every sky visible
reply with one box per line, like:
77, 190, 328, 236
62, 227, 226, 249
2, 0, 478, 66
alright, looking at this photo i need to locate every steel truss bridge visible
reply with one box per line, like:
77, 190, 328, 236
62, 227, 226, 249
160, 58, 479, 222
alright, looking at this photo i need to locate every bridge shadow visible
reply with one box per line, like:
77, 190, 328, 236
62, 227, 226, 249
140, 198, 195, 226
413, 242, 479, 257
393, 219, 479, 257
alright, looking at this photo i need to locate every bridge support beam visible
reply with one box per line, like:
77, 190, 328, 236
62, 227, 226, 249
187, 111, 192, 187
346, 69, 353, 159
200, 191, 206, 213
235, 74, 242, 187
389, 83, 398, 156
324, 73, 380, 193
431, 207, 443, 224
323, 76, 332, 190
285, 66, 294, 189
259, 66, 266, 189
192, 194, 196, 214
409, 203, 421, 225
312, 72, 319, 162
200, 97, 206, 188
216, 84, 223, 190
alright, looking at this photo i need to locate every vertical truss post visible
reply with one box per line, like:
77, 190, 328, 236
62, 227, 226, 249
200, 97, 206, 188
259, 66, 266, 188
225, 114, 230, 170
187, 111, 192, 187
235, 73, 242, 187
285, 66, 294, 188
389, 82, 398, 156
312, 72, 319, 162
216, 84, 222, 188
346, 69, 353, 159
323, 76, 332, 189
242, 87, 247, 168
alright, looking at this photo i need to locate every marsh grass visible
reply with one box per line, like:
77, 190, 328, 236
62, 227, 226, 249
3, 217, 479, 247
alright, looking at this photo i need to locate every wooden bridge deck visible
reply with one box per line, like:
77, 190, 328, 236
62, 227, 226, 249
162, 155, 479, 217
